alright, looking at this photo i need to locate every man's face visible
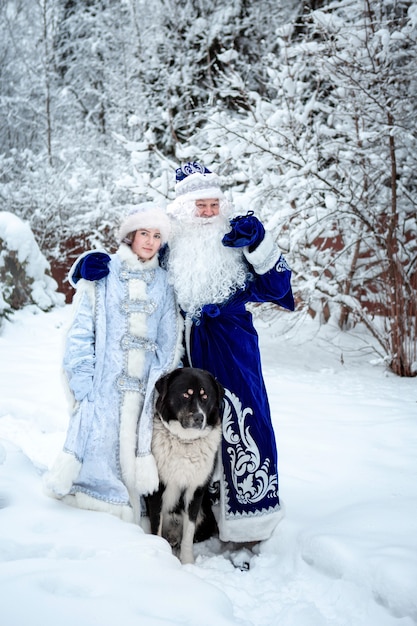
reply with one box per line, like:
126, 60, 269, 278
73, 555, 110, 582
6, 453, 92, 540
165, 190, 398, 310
195, 198, 220, 218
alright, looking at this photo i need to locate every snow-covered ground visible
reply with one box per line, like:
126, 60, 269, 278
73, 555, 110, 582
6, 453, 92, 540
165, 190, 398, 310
0, 305, 416, 626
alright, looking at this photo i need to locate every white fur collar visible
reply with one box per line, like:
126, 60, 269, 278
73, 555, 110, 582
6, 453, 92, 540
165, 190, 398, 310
117, 242, 159, 270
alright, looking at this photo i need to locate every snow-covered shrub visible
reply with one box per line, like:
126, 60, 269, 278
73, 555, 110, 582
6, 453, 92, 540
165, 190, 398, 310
0, 212, 64, 322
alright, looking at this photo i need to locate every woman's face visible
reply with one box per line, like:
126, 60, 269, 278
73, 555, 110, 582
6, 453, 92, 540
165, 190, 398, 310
131, 228, 162, 261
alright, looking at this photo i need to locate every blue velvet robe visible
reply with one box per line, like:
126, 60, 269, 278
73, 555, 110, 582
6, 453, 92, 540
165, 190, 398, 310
184, 255, 294, 542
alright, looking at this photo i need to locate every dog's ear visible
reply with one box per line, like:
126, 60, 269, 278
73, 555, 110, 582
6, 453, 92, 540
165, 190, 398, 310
208, 375, 225, 424
212, 376, 225, 424
215, 378, 225, 403
155, 374, 169, 416
155, 368, 182, 409
155, 372, 170, 396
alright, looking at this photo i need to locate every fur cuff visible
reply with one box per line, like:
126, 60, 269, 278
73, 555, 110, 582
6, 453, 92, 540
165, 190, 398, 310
43, 451, 81, 498
243, 231, 277, 275
135, 454, 159, 495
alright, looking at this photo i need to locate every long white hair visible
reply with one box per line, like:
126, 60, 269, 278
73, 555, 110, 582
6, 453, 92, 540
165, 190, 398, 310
167, 212, 250, 317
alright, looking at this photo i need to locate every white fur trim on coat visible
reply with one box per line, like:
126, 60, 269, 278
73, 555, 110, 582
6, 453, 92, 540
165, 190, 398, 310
135, 454, 159, 495
174, 310, 185, 367
62, 492, 134, 523
43, 451, 81, 498
213, 500, 286, 542
243, 231, 278, 275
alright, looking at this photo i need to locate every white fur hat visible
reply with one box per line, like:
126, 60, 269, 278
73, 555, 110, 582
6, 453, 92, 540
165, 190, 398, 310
118, 203, 171, 244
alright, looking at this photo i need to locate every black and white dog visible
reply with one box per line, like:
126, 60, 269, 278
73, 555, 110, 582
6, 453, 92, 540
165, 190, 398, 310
146, 367, 224, 564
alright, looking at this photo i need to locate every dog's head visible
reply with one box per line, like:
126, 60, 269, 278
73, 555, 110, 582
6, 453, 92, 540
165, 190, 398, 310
155, 368, 224, 439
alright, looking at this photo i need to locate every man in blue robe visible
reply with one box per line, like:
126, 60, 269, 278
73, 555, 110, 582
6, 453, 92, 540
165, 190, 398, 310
166, 162, 294, 543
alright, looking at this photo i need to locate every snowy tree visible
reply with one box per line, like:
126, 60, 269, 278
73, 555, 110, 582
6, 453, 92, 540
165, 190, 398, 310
0, 1, 49, 155
277, 0, 417, 377
0, 212, 64, 322
122, 0, 301, 156
0, 0, 138, 300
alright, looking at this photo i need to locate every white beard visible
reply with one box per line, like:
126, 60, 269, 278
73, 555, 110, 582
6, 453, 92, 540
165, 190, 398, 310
168, 215, 249, 316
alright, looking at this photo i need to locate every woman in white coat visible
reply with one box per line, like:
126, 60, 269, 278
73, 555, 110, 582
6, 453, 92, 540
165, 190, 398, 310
44, 204, 181, 523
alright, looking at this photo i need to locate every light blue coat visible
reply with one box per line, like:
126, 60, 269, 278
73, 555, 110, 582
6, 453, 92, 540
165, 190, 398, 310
47, 243, 180, 521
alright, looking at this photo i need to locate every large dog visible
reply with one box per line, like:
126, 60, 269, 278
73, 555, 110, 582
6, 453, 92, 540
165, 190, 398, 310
146, 367, 224, 564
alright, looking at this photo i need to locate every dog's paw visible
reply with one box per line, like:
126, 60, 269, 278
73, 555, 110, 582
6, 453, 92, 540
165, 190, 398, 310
229, 548, 253, 571
179, 545, 195, 565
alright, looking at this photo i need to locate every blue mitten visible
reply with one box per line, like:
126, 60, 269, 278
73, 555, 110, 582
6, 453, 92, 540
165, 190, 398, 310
72, 252, 111, 284
69, 372, 93, 401
222, 211, 265, 252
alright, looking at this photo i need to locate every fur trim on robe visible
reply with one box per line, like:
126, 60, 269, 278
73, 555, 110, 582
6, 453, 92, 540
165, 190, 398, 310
43, 450, 81, 498
135, 453, 159, 496
243, 231, 277, 275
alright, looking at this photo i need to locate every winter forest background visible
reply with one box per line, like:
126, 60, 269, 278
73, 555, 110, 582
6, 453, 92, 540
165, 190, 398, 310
1, 0, 416, 377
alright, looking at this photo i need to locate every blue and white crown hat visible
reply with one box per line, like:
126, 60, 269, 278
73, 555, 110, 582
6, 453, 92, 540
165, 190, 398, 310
167, 161, 232, 220
118, 202, 171, 244
174, 162, 225, 202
